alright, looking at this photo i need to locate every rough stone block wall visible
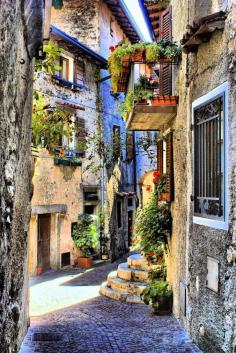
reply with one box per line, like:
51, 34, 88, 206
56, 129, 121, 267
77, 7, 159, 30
0, 1, 43, 351
169, 0, 236, 352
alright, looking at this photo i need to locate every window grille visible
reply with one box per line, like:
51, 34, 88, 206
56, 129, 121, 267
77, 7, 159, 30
194, 96, 224, 219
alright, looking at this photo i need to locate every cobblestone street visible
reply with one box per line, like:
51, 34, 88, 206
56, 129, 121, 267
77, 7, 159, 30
20, 258, 202, 353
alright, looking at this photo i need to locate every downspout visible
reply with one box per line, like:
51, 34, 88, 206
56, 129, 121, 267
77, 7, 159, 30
133, 131, 137, 194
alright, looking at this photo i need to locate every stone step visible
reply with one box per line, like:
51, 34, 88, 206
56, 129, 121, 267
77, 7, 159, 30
127, 253, 151, 271
117, 263, 149, 282
99, 282, 143, 304
107, 272, 147, 295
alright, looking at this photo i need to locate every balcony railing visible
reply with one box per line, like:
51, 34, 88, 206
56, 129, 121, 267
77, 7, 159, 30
126, 63, 178, 131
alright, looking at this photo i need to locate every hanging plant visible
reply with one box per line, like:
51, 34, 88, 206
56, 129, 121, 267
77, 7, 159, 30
119, 85, 153, 120
145, 43, 159, 63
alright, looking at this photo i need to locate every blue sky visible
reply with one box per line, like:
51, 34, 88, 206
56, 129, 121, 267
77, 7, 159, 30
123, 0, 152, 41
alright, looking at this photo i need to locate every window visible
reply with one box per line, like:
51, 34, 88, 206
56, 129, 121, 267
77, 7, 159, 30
117, 201, 122, 229
113, 125, 121, 160
59, 56, 69, 80
193, 83, 228, 230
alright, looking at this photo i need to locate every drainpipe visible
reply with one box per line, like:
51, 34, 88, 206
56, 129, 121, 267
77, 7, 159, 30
132, 131, 137, 194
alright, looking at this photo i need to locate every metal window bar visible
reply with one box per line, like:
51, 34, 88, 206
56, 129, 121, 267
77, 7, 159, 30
194, 97, 224, 218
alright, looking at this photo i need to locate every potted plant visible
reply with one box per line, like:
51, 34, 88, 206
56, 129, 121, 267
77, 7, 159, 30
119, 85, 152, 120
145, 43, 159, 64
131, 43, 145, 62
72, 214, 98, 268
141, 280, 173, 315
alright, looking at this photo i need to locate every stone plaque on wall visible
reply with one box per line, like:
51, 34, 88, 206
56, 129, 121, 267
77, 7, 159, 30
207, 257, 219, 293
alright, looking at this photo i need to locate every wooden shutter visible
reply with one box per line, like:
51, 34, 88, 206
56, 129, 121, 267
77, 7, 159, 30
160, 6, 172, 40
160, 6, 172, 96
126, 132, 134, 161
157, 140, 163, 175
74, 60, 85, 86
165, 132, 174, 202
76, 117, 86, 154
160, 63, 172, 95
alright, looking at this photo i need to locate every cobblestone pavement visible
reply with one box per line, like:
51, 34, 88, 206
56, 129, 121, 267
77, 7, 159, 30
20, 257, 202, 353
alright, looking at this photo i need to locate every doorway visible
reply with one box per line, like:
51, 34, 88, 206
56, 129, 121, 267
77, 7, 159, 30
37, 214, 51, 272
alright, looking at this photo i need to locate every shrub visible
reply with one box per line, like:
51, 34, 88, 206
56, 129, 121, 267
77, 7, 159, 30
72, 214, 98, 257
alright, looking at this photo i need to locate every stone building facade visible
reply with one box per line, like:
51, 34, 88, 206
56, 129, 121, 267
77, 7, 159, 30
132, 1, 236, 352
29, 25, 107, 275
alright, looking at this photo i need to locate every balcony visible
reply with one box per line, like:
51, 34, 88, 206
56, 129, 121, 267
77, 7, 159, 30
125, 62, 178, 131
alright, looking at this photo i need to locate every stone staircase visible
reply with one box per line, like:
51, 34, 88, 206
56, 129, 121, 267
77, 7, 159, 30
100, 253, 151, 304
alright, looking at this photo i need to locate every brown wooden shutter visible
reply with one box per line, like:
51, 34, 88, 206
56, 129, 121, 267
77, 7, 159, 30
74, 60, 85, 86
160, 6, 172, 40
126, 132, 134, 161
160, 6, 172, 96
157, 140, 163, 175
165, 132, 174, 202
160, 63, 172, 95
76, 117, 86, 154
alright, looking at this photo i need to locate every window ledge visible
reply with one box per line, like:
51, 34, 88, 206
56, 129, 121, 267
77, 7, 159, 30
193, 216, 228, 231
52, 75, 84, 90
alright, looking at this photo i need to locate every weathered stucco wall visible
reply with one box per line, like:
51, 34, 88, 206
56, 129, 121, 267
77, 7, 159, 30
0, 1, 43, 351
168, 1, 236, 352
30, 41, 100, 273
30, 153, 83, 274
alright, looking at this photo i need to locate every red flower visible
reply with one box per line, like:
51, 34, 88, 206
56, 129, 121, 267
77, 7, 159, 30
153, 170, 161, 178
146, 185, 151, 191
153, 177, 158, 184
109, 46, 115, 52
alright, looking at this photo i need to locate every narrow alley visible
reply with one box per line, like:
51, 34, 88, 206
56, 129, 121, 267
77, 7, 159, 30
20, 258, 202, 353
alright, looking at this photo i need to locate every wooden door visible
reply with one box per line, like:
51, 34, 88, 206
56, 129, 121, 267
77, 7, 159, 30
37, 214, 51, 271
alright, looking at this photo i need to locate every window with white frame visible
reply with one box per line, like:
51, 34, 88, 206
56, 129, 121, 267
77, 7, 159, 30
55, 52, 85, 87
193, 83, 228, 229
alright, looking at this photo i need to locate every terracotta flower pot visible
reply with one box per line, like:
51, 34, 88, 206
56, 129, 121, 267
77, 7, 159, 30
121, 55, 130, 68
136, 99, 148, 106
78, 257, 93, 268
35, 266, 43, 276
151, 96, 178, 106
152, 296, 173, 315
160, 192, 169, 201
131, 50, 143, 62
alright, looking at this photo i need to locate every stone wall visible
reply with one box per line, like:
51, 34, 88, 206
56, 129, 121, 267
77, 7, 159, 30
167, 1, 236, 352
0, 1, 43, 351
51, 0, 100, 52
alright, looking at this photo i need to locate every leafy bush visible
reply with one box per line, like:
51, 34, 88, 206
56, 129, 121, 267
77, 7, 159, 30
141, 280, 172, 311
134, 192, 171, 258
72, 214, 98, 257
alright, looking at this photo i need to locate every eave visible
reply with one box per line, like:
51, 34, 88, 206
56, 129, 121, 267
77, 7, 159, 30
50, 25, 108, 69
103, 0, 141, 42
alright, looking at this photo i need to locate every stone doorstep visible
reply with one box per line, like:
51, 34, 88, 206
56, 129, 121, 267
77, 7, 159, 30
127, 253, 151, 271
117, 263, 149, 282
99, 282, 143, 304
107, 272, 147, 295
